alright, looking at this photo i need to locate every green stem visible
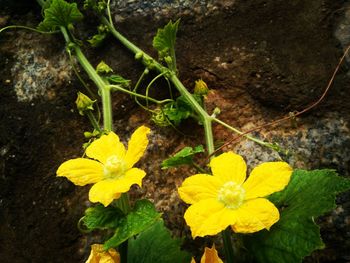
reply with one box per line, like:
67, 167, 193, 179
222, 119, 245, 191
86, 111, 101, 132
102, 16, 237, 262
211, 117, 274, 149
192, 162, 207, 173
56, 28, 131, 214
102, 17, 166, 73
222, 228, 235, 263
36, 0, 46, 8
108, 85, 173, 105
101, 86, 113, 131
0, 25, 59, 34
145, 72, 167, 107
60, 27, 113, 131
119, 241, 128, 263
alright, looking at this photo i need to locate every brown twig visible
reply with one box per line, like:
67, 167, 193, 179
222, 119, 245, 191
210, 44, 350, 157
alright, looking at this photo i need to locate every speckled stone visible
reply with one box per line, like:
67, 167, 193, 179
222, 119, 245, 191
110, 0, 234, 20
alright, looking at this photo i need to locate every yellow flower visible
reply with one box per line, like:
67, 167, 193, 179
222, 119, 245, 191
178, 152, 292, 238
85, 244, 120, 263
191, 245, 223, 263
57, 126, 150, 206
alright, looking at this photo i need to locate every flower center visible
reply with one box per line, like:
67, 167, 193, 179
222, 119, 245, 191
218, 181, 245, 209
104, 155, 126, 178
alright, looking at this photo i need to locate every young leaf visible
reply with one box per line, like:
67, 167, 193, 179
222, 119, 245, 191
161, 94, 201, 126
82, 204, 124, 231
152, 20, 180, 71
87, 33, 107, 47
161, 145, 205, 169
37, 0, 83, 31
128, 220, 191, 263
103, 199, 162, 249
96, 61, 113, 74
106, 75, 131, 87
243, 169, 350, 263
162, 102, 191, 126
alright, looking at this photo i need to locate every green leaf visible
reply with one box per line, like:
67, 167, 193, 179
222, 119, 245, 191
106, 75, 131, 87
243, 169, 350, 263
161, 145, 205, 169
161, 95, 201, 126
104, 199, 162, 249
96, 61, 113, 74
162, 102, 191, 126
38, 0, 83, 31
128, 220, 191, 263
153, 20, 180, 71
87, 33, 107, 47
176, 94, 202, 109
84, 0, 107, 13
82, 204, 124, 231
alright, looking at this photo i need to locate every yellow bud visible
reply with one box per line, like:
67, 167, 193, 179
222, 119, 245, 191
75, 92, 96, 116
194, 79, 209, 95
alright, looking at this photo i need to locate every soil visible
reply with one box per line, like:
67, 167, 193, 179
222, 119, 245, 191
0, 0, 349, 262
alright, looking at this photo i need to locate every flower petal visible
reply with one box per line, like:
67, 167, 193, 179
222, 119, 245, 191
123, 167, 147, 188
85, 244, 120, 263
178, 174, 223, 204
243, 162, 292, 200
210, 152, 247, 184
230, 198, 279, 233
57, 158, 104, 186
124, 126, 150, 169
86, 131, 126, 164
184, 199, 236, 238
201, 246, 223, 263
89, 179, 122, 207
89, 168, 146, 206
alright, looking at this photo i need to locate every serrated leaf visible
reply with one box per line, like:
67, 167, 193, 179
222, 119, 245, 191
161, 95, 201, 126
38, 0, 83, 31
243, 169, 350, 263
128, 220, 191, 263
82, 204, 124, 231
177, 94, 203, 109
162, 102, 191, 126
104, 199, 162, 249
153, 20, 180, 71
106, 75, 130, 87
161, 145, 205, 169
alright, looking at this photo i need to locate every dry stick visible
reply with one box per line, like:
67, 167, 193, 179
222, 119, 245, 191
210, 44, 350, 157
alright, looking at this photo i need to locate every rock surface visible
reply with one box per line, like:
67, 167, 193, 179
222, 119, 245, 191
0, 0, 349, 262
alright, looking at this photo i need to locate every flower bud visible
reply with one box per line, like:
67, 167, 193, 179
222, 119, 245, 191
135, 51, 143, 60
194, 79, 209, 95
75, 92, 96, 116
164, 56, 173, 65
96, 61, 113, 74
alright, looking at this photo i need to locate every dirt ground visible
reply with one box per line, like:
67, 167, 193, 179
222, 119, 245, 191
0, 0, 349, 262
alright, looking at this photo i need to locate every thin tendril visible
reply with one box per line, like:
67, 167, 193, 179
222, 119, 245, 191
107, 0, 113, 26
0, 25, 59, 35
145, 72, 167, 107
211, 44, 350, 156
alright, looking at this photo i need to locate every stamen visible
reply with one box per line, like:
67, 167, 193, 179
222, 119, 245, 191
218, 181, 245, 209
104, 155, 126, 178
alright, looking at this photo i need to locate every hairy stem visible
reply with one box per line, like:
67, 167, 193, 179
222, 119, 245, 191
108, 85, 173, 105
211, 117, 272, 148
86, 111, 101, 132
102, 16, 236, 261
